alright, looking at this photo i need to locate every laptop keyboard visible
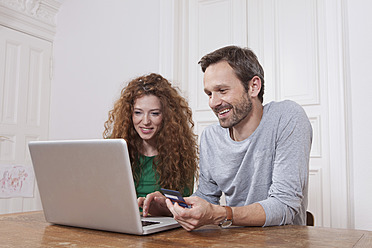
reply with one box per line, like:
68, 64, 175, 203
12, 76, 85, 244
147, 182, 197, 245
142, 220, 160, 227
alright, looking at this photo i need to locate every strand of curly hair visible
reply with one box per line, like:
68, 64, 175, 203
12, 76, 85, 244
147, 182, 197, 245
103, 73, 199, 194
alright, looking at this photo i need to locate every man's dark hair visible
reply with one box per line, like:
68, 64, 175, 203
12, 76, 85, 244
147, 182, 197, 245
198, 45, 265, 103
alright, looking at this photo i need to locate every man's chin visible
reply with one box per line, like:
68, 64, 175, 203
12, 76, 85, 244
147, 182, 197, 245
218, 119, 232, 128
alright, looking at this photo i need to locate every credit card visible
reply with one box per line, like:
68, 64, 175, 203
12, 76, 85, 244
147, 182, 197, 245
161, 188, 190, 208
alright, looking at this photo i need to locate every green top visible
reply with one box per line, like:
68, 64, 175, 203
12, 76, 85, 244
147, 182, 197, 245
135, 155, 192, 198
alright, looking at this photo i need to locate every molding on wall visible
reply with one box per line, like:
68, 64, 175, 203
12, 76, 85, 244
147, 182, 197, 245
158, 0, 191, 99
273, 0, 320, 105
158, 0, 175, 82
325, 0, 351, 229
340, 0, 354, 230
308, 168, 323, 226
309, 115, 322, 158
0, 0, 61, 41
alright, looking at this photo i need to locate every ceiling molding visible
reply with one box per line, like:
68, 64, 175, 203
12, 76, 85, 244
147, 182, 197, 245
0, 0, 61, 41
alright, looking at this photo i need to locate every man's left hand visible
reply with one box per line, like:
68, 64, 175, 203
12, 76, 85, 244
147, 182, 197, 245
165, 196, 225, 231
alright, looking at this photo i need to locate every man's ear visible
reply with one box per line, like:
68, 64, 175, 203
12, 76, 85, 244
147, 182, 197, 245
249, 76, 262, 98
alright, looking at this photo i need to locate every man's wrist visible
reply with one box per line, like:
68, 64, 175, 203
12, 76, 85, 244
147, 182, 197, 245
212, 205, 234, 227
218, 206, 233, 228
212, 205, 228, 225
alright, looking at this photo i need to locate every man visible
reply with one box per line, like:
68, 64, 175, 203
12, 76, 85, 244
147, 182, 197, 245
139, 45, 312, 231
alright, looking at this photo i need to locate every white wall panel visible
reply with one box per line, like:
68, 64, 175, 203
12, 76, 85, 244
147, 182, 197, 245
2, 41, 21, 124
276, 0, 320, 105
23, 135, 39, 161
26, 48, 43, 127
0, 134, 16, 161
198, 0, 232, 56
309, 116, 321, 158
322, 0, 350, 229
22, 184, 42, 212
308, 168, 323, 226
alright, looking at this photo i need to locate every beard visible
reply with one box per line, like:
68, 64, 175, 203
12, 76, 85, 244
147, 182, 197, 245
214, 94, 252, 128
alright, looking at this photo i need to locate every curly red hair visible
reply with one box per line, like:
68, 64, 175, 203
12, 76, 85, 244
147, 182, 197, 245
103, 73, 198, 193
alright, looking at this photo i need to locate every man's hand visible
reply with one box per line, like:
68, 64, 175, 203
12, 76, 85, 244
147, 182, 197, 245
138, 191, 172, 217
165, 196, 225, 231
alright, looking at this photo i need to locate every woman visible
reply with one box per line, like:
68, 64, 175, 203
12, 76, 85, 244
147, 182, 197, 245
103, 73, 198, 198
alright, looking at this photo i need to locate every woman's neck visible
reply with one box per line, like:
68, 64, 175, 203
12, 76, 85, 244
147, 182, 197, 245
141, 140, 158, 157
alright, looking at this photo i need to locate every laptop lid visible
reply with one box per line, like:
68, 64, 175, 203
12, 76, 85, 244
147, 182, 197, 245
28, 139, 180, 235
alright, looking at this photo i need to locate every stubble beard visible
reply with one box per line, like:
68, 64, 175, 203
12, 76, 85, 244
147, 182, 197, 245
217, 94, 252, 128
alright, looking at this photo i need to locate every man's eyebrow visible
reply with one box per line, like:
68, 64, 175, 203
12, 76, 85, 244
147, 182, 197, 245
205, 83, 230, 91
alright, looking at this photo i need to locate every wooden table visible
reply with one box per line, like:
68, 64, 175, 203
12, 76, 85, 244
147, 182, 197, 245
1, 211, 371, 247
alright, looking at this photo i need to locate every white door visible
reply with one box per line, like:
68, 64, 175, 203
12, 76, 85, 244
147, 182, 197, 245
168, 0, 350, 228
0, 25, 52, 214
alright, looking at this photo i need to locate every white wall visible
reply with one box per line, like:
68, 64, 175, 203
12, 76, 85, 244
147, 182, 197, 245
347, 0, 372, 231
50, 0, 161, 140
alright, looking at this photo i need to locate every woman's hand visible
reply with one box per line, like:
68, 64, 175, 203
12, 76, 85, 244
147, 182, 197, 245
138, 191, 172, 217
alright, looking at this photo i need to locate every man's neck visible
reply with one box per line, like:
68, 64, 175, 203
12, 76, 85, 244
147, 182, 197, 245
229, 103, 263, 142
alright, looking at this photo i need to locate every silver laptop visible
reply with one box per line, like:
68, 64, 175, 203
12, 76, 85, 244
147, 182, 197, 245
28, 139, 180, 235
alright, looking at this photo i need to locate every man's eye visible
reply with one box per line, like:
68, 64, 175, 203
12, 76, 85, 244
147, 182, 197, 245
220, 89, 226, 93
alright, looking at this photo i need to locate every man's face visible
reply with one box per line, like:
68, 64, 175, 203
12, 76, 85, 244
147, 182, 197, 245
203, 61, 252, 128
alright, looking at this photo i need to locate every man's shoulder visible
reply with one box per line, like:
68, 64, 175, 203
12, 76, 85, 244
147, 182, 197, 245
266, 99, 302, 109
265, 100, 306, 116
203, 122, 223, 133
199, 123, 230, 155
264, 100, 310, 133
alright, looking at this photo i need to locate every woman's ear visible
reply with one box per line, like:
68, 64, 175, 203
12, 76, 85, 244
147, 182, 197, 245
249, 76, 262, 98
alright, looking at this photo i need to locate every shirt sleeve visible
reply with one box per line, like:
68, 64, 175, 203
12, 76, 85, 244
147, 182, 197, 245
258, 102, 312, 226
192, 129, 222, 205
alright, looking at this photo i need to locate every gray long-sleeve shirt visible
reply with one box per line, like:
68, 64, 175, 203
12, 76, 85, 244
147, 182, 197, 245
193, 100, 312, 226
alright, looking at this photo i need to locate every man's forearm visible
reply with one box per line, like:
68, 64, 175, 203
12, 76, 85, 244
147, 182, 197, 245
232, 203, 266, 226
211, 203, 266, 226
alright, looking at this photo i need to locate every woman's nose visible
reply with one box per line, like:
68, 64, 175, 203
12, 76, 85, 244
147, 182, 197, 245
142, 114, 151, 125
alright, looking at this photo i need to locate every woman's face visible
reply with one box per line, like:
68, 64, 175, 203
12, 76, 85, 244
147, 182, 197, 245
132, 94, 163, 143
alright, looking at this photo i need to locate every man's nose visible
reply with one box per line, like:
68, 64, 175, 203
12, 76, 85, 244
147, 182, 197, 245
210, 93, 222, 109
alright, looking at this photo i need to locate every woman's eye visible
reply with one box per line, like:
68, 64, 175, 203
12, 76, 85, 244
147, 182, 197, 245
151, 112, 160, 116
134, 111, 142, 115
